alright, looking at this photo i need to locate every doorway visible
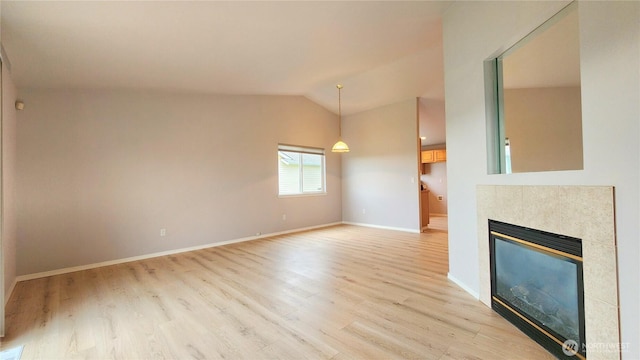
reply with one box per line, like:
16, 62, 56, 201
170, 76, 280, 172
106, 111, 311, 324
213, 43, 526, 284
418, 98, 448, 232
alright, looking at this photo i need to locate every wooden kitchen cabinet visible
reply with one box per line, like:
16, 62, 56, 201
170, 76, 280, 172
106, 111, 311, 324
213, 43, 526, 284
421, 150, 435, 163
421, 149, 446, 164
421, 190, 430, 228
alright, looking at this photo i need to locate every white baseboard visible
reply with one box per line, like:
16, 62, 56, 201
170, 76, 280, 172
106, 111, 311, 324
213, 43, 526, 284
4, 278, 17, 306
16, 222, 343, 282
341, 221, 420, 234
447, 272, 480, 299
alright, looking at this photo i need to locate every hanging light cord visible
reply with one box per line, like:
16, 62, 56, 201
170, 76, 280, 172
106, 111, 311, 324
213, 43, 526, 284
331, 84, 349, 153
337, 84, 343, 137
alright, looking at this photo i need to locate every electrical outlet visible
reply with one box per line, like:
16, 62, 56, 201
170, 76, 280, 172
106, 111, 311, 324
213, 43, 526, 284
282, 214, 287, 221
437, 195, 444, 201
256, 232, 262, 236
160, 228, 166, 236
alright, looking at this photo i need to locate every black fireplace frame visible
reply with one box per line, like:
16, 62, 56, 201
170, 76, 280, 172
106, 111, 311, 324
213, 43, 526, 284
489, 220, 586, 359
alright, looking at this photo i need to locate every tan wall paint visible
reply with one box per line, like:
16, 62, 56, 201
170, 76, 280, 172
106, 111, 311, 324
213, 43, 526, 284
504, 86, 583, 172
16, 89, 342, 275
341, 99, 420, 231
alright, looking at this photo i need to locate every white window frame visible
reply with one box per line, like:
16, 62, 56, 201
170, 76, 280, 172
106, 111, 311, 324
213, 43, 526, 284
278, 144, 326, 197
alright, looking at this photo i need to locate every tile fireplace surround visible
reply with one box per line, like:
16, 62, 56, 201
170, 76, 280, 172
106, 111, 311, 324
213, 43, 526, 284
477, 185, 620, 360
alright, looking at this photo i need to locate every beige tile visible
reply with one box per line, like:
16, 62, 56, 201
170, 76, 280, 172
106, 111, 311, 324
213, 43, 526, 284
476, 185, 494, 235
478, 252, 491, 304
522, 185, 565, 234
477, 219, 491, 304
584, 296, 621, 360
583, 241, 619, 307
561, 186, 615, 245
476, 185, 495, 304
493, 186, 524, 225
476, 185, 496, 215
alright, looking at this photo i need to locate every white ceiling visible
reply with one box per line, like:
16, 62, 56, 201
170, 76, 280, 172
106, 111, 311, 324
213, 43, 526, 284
1, 1, 451, 115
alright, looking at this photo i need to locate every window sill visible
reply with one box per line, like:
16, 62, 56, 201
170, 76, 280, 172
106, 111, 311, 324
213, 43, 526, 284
278, 192, 327, 199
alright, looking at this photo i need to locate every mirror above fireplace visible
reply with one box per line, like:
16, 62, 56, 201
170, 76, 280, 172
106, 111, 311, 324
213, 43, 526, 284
486, 2, 583, 174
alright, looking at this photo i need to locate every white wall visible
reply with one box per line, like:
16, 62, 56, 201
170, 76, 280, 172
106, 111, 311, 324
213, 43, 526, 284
443, 1, 639, 358
16, 89, 342, 275
342, 98, 420, 232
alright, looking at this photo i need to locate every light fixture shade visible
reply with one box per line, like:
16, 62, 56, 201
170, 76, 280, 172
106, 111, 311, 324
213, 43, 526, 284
331, 140, 350, 153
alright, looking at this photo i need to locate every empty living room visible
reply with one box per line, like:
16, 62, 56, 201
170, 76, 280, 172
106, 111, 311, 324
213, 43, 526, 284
1, 1, 638, 359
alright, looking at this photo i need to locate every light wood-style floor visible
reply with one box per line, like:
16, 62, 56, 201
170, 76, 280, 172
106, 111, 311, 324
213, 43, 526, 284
3, 224, 553, 359
425, 215, 448, 233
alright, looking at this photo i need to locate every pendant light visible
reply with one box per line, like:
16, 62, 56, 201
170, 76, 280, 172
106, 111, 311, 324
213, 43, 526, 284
331, 84, 350, 153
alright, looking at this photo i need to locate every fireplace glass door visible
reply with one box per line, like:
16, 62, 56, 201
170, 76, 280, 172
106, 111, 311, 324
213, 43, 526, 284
489, 220, 586, 359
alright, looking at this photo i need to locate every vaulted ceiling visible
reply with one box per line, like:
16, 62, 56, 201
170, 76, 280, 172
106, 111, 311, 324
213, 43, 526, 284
1, 1, 450, 115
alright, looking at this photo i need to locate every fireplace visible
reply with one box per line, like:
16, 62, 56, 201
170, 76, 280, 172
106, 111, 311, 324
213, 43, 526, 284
477, 186, 620, 360
489, 220, 586, 359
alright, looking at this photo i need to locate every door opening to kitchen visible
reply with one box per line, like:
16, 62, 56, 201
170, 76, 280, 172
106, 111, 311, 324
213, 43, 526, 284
418, 98, 447, 233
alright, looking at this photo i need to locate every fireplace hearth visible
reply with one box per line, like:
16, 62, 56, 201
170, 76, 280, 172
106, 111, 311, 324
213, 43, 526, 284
489, 220, 586, 359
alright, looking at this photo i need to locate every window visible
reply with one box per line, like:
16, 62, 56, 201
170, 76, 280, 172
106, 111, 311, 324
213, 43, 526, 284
278, 144, 326, 196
